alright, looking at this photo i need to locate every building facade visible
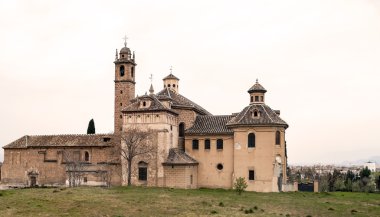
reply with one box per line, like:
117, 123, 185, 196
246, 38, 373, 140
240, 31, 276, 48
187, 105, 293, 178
1, 42, 289, 192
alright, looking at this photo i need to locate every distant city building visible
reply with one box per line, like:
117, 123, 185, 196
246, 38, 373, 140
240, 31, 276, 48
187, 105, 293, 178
364, 161, 376, 172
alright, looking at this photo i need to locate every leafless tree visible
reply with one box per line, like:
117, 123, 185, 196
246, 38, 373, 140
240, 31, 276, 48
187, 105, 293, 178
119, 127, 156, 186
61, 149, 88, 187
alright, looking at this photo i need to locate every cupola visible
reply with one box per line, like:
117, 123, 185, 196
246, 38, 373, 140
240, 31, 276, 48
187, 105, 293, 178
248, 79, 266, 104
163, 70, 180, 93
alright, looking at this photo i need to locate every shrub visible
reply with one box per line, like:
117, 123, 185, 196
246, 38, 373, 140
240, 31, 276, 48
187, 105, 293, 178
234, 177, 248, 195
218, 202, 224, 207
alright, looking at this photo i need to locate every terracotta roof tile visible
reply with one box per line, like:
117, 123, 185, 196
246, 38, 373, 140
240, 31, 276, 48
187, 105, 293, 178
163, 148, 198, 165
156, 88, 211, 115
186, 115, 234, 135
227, 104, 288, 128
3, 134, 116, 149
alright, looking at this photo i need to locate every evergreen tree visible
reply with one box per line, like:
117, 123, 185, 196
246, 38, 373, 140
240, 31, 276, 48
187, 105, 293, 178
87, 119, 95, 134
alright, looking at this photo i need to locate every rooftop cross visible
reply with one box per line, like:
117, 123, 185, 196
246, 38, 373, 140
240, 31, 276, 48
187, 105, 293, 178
170, 66, 173, 74
149, 74, 153, 84
122, 35, 128, 47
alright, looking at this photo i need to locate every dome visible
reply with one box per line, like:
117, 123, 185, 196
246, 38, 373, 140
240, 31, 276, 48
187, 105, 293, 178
248, 79, 267, 93
120, 46, 131, 54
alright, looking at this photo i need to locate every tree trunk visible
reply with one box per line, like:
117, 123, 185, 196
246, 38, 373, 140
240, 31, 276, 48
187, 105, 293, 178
127, 159, 132, 186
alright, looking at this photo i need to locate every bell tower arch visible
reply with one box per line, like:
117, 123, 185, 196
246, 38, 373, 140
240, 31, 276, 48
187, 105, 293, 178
114, 38, 136, 134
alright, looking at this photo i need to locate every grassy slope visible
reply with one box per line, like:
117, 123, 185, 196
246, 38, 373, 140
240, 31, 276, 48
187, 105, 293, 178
0, 187, 379, 217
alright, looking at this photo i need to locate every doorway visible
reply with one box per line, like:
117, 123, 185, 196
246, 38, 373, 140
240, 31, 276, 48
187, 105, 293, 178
30, 176, 37, 187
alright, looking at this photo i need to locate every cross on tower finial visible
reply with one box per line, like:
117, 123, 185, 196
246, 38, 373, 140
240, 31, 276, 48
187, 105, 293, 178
122, 35, 128, 47
149, 74, 153, 84
170, 66, 173, 74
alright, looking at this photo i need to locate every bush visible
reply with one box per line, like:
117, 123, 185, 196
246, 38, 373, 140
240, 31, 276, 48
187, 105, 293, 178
234, 177, 248, 195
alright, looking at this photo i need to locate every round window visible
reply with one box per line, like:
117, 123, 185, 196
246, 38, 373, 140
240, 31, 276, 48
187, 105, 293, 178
217, 163, 223, 170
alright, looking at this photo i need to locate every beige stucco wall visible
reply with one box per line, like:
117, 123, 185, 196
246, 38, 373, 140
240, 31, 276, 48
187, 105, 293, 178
232, 127, 287, 192
185, 135, 234, 189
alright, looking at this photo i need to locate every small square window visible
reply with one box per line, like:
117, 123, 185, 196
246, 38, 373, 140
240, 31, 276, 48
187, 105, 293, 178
249, 170, 255, 180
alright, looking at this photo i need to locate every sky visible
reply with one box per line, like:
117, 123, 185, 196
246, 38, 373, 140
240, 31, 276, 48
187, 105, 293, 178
0, 0, 380, 164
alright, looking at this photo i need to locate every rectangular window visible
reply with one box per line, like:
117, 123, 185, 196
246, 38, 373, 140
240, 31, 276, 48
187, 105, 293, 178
138, 167, 147, 181
192, 139, 199, 150
204, 139, 210, 150
83, 177, 87, 183
217, 139, 223, 150
249, 170, 255, 181
255, 96, 259, 101
260, 96, 263, 102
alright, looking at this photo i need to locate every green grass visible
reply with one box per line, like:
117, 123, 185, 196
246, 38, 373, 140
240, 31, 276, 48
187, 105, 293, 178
0, 187, 380, 216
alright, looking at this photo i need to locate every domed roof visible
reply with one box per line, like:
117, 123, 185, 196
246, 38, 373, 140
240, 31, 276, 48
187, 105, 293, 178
120, 46, 131, 54
248, 79, 267, 93
163, 73, 179, 80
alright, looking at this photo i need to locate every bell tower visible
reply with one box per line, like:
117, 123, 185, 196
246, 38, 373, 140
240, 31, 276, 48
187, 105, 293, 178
114, 38, 136, 134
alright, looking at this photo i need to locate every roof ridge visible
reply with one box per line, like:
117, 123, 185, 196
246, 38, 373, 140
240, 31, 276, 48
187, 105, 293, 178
260, 104, 274, 122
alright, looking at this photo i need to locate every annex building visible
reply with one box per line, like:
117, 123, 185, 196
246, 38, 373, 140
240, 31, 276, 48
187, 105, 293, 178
1, 42, 289, 192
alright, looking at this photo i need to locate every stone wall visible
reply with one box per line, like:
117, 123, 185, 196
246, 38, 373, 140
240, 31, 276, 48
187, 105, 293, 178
1, 146, 121, 187
163, 165, 197, 189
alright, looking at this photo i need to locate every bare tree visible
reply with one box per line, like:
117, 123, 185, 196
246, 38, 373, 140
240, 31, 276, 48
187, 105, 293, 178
119, 127, 156, 186
61, 149, 88, 187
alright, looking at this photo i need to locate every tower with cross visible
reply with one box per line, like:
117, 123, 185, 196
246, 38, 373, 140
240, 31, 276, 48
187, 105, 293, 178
113, 36, 137, 134
163, 66, 180, 93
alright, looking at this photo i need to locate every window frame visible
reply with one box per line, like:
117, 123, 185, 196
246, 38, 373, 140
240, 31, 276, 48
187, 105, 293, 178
192, 139, 199, 150
120, 65, 125, 77
216, 139, 223, 150
248, 133, 255, 148
275, 131, 281, 145
204, 139, 211, 150
138, 162, 148, 181
249, 170, 255, 181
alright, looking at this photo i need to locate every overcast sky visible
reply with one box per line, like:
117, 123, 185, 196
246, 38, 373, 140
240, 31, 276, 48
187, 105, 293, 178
1, 0, 380, 164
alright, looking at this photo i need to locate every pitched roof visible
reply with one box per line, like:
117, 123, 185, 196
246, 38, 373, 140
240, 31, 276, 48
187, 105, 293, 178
156, 88, 212, 115
248, 80, 267, 93
122, 94, 178, 115
186, 115, 234, 135
3, 134, 116, 149
163, 73, 179, 80
227, 104, 288, 128
162, 148, 198, 165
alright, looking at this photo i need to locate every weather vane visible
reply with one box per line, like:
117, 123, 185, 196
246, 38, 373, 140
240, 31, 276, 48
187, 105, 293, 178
122, 35, 128, 47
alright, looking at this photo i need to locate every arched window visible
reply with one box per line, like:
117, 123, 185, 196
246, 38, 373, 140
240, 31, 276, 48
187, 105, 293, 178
138, 161, 148, 181
250, 96, 253, 102
84, 151, 90, 161
248, 133, 255, 148
168, 84, 171, 87
143, 101, 146, 107
173, 84, 176, 87
179, 122, 185, 137
217, 139, 223, 150
120, 65, 125, 76
131, 67, 135, 77
275, 131, 281, 145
